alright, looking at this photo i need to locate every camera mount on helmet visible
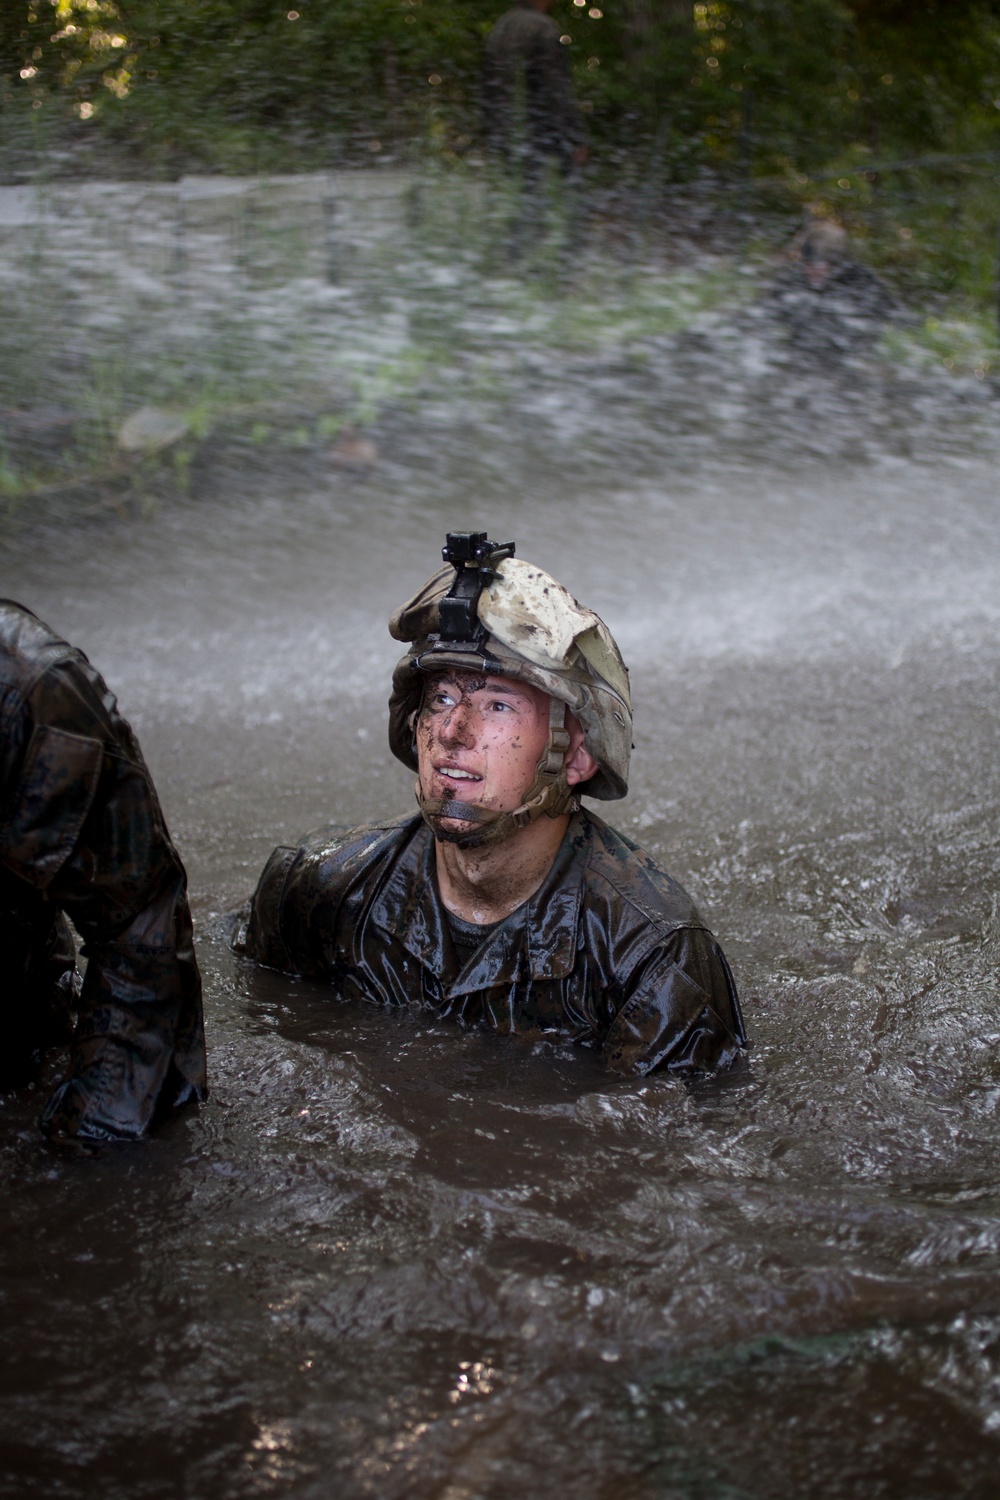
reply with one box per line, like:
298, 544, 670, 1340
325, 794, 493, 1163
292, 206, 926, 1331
437, 532, 515, 645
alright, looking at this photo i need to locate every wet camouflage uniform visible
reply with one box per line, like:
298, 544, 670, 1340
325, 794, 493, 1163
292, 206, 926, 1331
0, 601, 207, 1141
237, 809, 745, 1076
483, 3, 587, 169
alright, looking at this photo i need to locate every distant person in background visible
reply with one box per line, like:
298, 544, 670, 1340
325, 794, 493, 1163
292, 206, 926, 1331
766, 217, 896, 360
0, 600, 207, 1146
483, 0, 588, 172
483, 0, 589, 260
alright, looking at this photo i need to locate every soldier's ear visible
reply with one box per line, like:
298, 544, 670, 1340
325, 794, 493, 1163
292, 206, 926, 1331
565, 743, 599, 787
563, 711, 598, 787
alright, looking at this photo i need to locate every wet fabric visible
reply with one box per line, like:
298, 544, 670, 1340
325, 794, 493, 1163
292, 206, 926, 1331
446, 908, 502, 969
482, 3, 587, 167
238, 809, 746, 1075
0, 600, 207, 1140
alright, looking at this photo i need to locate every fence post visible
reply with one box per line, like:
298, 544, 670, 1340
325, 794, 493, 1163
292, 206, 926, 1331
737, 83, 754, 246
996, 156, 1000, 341
323, 176, 339, 284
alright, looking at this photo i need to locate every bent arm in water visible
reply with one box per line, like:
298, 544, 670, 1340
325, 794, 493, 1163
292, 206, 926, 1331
237, 822, 399, 981
601, 925, 746, 1077
0, 610, 206, 1141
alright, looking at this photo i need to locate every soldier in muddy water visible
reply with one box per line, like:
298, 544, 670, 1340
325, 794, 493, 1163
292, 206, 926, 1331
766, 217, 897, 361
0, 600, 207, 1147
236, 532, 747, 1075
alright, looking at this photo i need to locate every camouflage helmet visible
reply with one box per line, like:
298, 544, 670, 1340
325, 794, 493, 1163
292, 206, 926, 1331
388, 534, 632, 832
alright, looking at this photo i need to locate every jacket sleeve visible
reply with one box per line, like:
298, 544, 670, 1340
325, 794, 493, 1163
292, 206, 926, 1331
41, 741, 207, 1140
240, 843, 300, 973
601, 926, 745, 1076
240, 823, 395, 981
0, 655, 207, 1141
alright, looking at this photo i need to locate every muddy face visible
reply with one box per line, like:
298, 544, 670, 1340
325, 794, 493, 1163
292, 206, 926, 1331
415, 670, 551, 824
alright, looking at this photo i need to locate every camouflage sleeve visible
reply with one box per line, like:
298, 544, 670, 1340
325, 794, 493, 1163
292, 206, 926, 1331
601, 926, 746, 1076
43, 758, 206, 1140
2, 658, 206, 1141
241, 844, 300, 973
240, 821, 404, 982
0, 684, 31, 806
0, 718, 104, 891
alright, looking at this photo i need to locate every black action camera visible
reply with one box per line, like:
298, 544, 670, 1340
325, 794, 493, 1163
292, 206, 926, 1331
438, 532, 515, 642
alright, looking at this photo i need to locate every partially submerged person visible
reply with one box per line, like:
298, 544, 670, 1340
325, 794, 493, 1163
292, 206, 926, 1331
766, 216, 895, 359
0, 600, 207, 1144
237, 534, 746, 1075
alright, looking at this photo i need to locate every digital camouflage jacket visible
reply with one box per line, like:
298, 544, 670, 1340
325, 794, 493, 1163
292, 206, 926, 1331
238, 809, 746, 1075
0, 600, 207, 1141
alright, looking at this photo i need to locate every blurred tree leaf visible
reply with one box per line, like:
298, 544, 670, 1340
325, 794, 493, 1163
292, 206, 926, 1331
2, 1, 997, 173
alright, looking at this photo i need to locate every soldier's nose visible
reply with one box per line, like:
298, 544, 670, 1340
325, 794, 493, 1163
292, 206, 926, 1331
439, 704, 477, 748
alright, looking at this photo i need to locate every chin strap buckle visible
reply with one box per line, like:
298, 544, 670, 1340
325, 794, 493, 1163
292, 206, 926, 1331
537, 696, 573, 788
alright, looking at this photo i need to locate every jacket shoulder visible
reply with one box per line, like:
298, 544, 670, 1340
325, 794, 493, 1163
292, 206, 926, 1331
0, 600, 77, 696
581, 811, 706, 932
243, 814, 420, 974
294, 814, 418, 877
269, 813, 419, 921
488, 8, 559, 48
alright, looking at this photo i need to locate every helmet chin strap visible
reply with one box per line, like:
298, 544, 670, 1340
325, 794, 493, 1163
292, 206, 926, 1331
416, 696, 578, 849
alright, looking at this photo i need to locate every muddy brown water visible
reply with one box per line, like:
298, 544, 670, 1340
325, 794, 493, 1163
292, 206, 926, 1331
2, 422, 1000, 1497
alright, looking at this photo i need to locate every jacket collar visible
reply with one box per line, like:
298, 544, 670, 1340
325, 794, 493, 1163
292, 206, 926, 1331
371, 812, 591, 996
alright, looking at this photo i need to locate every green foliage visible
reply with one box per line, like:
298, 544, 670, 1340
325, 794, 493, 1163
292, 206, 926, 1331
882, 311, 997, 378
1, 2, 999, 312
3, 1, 998, 171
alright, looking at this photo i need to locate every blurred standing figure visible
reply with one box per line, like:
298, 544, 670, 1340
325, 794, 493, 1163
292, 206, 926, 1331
484, 0, 588, 170
0, 600, 207, 1145
483, 0, 588, 258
